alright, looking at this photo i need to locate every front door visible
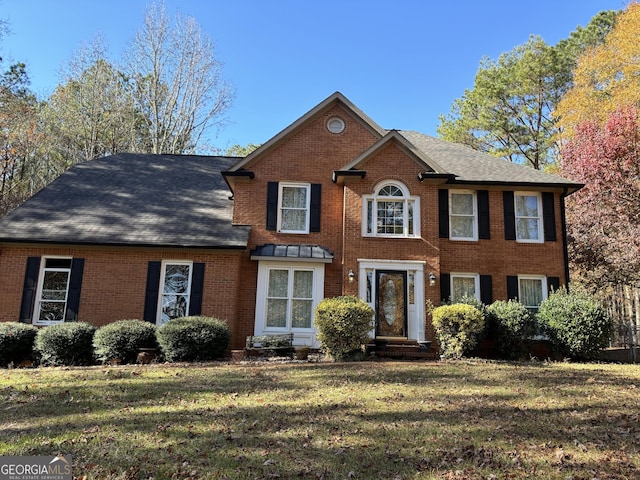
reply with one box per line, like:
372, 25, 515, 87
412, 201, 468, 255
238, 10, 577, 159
375, 270, 407, 337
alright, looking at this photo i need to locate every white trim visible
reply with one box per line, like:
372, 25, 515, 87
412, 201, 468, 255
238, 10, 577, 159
517, 274, 548, 309
156, 260, 193, 325
357, 259, 426, 341
514, 191, 544, 243
254, 260, 325, 347
450, 272, 480, 302
33, 256, 72, 325
277, 182, 311, 234
362, 180, 420, 238
449, 190, 478, 241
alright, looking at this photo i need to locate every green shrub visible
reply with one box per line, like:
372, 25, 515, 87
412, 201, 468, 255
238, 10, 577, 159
156, 316, 231, 362
35, 322, 96, 366
0, 322, 38, 367
487, 300, 536, 360
93, 320, 158, 364
314, 296, 374, 361
431, 303, 484, 359
537, 287, 612, 360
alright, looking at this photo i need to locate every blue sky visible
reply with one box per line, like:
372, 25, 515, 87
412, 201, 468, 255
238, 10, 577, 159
1, 0, 627, 153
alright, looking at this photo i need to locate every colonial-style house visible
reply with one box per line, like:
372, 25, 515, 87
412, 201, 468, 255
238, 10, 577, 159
0, 92, 582, 354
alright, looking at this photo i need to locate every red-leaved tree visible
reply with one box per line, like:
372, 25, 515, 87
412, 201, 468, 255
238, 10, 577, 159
561, 105, 640, 287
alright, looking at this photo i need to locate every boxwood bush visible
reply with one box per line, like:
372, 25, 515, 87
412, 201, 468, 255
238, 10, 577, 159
156, 316, 231, 362
486, 300, 536, 360
35, 322, 96, 366
537, 287, 612, 360
0, 322, 38, 367
314, 296, 374, 361
93, 319, 158, 364
431, 303, 484, 359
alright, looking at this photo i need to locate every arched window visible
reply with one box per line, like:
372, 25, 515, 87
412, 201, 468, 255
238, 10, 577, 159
362, 181, 419, 237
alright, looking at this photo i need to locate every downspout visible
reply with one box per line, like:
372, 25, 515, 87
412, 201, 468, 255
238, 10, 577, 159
560, 187, 571, 291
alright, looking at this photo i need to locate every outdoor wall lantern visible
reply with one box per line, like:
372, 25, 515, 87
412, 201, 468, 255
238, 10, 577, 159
428, 272, 437, 287
348, 269, 355, 283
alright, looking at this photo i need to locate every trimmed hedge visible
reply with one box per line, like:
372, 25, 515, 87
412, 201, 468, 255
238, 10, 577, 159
35, 322, 96, 366
487, 300, 536, 360
314, 296, 374, 361
93, 320, 158, 364
537, 287, 612, 360
0, 322, 38, 367
156, 316, 231, 362
431, 303, 484, 359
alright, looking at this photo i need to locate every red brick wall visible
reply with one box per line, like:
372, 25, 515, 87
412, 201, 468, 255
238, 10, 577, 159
0, 244, 249, 348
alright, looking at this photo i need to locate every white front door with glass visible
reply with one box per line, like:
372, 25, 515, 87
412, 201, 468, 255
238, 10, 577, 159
254, 261, 325, 347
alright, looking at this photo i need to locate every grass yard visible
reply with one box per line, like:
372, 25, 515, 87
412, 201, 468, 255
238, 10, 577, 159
0, 359, 639, 480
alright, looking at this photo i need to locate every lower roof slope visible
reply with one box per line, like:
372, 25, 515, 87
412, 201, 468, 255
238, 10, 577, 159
0, 153, 250, 248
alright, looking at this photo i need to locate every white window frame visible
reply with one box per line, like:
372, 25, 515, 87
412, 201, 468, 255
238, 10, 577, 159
515, 192, 543, 243
449, 190, 478, 241
157, 260, 193, 325
255, 261, 325, 336
33, 256, 73, 325
518, 275, 548, 310
450, 273, 480, 302
277, 182, 311, 234
362, 180, 420, 238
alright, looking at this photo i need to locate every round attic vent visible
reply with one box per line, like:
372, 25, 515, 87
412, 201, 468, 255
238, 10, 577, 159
327, 117, 345, 134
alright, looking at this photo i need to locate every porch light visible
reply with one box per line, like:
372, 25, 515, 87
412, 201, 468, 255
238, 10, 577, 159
348, 269, 355, 283
429, 272, 437, 287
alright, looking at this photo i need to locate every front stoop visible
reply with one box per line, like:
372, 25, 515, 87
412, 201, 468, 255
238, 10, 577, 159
367, 339, 437, 360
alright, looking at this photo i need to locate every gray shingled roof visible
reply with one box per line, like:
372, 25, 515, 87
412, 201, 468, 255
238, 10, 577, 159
0, 153, 251, 248
399, 131, 582, 189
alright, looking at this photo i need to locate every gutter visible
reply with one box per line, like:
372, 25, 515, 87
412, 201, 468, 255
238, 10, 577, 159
560, 187, 571, 291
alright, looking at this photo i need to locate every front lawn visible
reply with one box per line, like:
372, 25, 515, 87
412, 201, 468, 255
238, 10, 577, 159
1, 360, 638, 479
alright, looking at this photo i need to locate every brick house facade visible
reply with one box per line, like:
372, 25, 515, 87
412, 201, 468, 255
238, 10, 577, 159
0, 92, 581, 352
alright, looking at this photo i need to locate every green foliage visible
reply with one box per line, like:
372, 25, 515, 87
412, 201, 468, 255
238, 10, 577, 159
314, 296, 375, 361
537, 287, 613, 360
93, 319, 158, 364
35, 322, 96, 366
487, 300, 536, 360
438, 11, 617, 170
0, 322, 38, 367
156, 316, 231, 362
431, 304, 484, 359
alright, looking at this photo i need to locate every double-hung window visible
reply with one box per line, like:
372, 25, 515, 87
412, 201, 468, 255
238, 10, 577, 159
278, 183, 310, 233
518, 275, 547, 311
515, 192, 543, 242
158, 261, 193, 325
450, 273, 480, 302
266, 267, 314, 329
449, 191, 477, 240
363, 181, 419, 237
34, 257, 72, 324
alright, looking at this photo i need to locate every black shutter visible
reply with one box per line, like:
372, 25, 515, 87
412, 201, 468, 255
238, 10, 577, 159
503, 191, 516, 240
143, 261, 161, 323
506, 276, 519, 300
188, 263, 205, 316
65, 258, 85, 322
547, 276, 561, 294
19, 257, 41, 323
542, 192, 557, 242
438, 189, 449, 238
266, 181, 279, 231
478, 190, 490, 240
440, 273, 451, 304
310, 183, 322, 232
480, 275, 493, 305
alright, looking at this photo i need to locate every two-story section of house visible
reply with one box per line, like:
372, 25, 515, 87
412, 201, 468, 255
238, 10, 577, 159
0, 92, 581, 353
223, 92, 581, 348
